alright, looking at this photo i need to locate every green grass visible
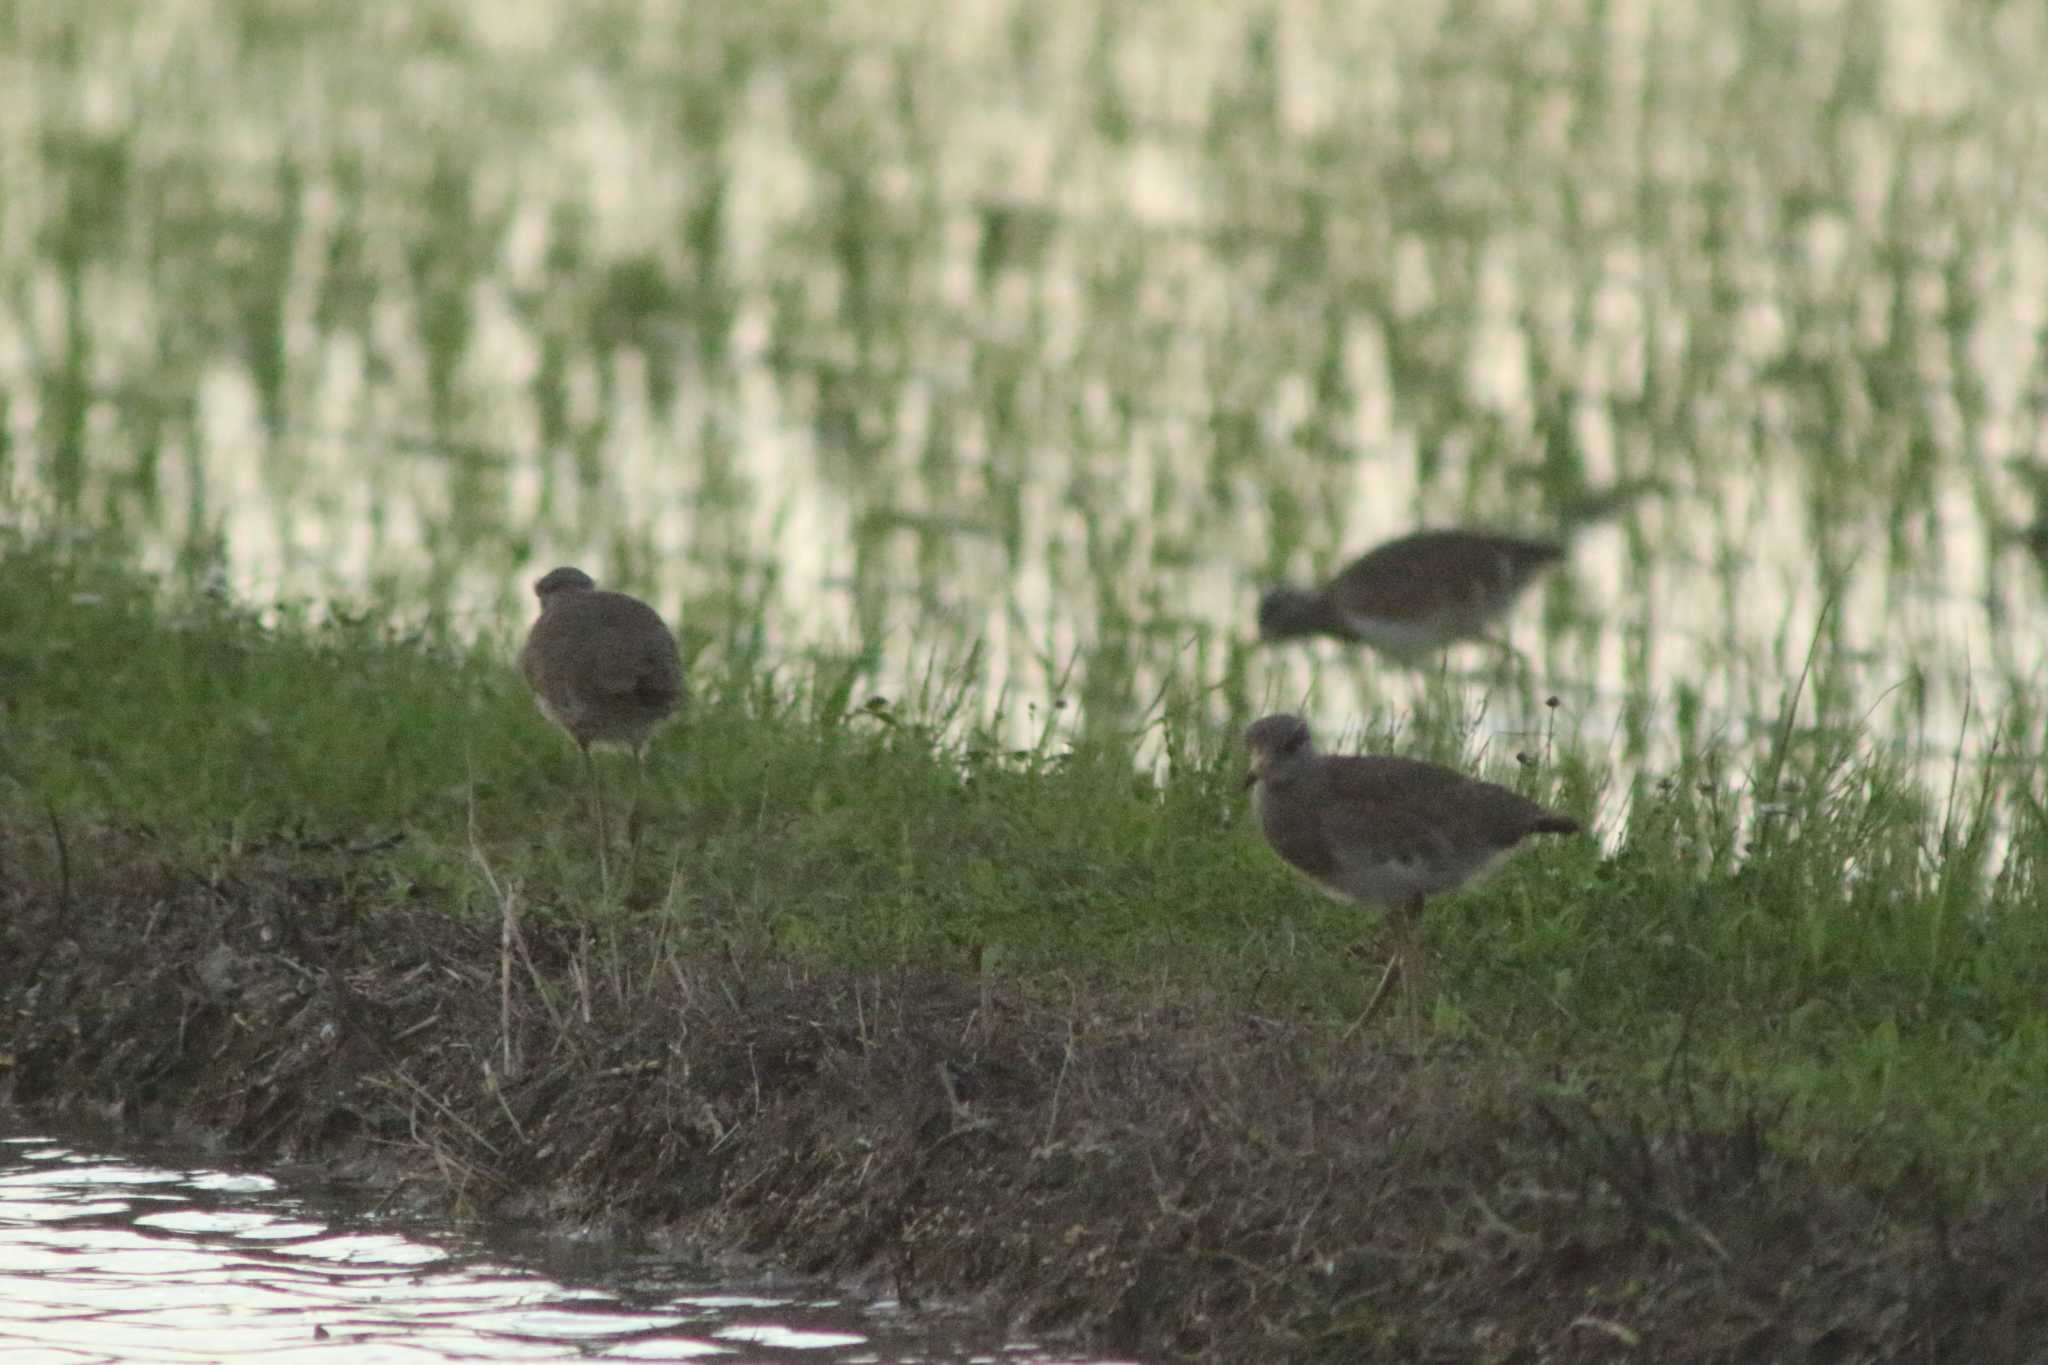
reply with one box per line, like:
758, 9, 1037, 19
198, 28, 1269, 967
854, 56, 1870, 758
6, 0, 2048, 1191
8, 531, 2048, 1185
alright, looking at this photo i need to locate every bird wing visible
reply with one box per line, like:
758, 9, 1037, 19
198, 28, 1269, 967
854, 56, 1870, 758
1310, 758, 1458, 866
576, 599, 681, 703
1331, 531, 1560, 619
1317, 755, 1559, 854
1319, 792, 1456, 874
627, 640, 685, 707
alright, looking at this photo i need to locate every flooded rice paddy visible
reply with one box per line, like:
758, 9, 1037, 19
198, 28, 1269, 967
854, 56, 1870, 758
2, 0, 2045, 797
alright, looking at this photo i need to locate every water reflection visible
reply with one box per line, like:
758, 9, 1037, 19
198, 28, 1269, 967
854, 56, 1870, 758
4, 0, 2045, 795
0, 1132, 1134, 1364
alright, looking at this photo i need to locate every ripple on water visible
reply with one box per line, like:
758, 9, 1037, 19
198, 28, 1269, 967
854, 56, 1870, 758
0, 1131, 1141, 1364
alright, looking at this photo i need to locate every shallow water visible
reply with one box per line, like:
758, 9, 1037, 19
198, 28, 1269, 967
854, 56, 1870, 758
3, 0, 2045, 794
0, 1129, 1135, 1364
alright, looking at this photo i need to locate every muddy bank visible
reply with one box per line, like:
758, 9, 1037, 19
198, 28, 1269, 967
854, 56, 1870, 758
2, 820, 2042, 1363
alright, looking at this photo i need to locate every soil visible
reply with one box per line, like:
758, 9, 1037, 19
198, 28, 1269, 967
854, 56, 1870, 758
4, 818, 2046, 1363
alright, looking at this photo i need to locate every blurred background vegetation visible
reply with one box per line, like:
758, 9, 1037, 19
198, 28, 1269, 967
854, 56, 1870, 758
2, 0, 2043, 775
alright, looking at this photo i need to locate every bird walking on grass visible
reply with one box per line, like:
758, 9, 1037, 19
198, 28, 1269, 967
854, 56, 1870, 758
1242, 713, 1580, 1031
1256, 529, 1564, 661
519, 567, 683, 891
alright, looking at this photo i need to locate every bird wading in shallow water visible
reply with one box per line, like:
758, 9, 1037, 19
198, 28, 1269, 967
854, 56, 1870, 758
519, 566, 683, 891
1242, 712, 1580, 1030
1256, 529, 1564, 661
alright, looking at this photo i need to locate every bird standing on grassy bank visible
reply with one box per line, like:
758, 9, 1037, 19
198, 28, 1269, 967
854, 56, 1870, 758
1243, 712, 1580, 1029
1256, 529, 1564, 660
519, 566, 683, 890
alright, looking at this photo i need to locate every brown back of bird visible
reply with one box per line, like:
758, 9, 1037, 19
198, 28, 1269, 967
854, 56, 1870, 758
520, 590, 682, 753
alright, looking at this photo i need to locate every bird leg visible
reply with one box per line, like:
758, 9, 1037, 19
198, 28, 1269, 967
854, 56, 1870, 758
581, 745, 611, 897
1346, 898, 1429, 1042
1345, 901, 1422, 1040
622, 746, 652, 878
1395, 897, 1428, 1037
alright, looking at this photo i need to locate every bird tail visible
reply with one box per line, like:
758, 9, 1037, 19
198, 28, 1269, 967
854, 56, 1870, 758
1532, 814, 1581, 836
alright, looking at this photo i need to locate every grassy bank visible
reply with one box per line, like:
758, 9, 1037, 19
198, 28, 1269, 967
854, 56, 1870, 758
11, 537, 2048, 1359
27, 816, 2047, 1363
7, 530, 2048, 1183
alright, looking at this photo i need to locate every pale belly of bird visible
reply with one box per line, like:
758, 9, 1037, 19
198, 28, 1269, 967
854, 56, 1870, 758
1339, 604, 1497, 655
535, 695, 671, 751
1327, 843, 1512, 908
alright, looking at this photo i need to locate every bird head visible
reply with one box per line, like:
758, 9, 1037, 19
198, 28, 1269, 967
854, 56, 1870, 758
1243, 712, 1316, 788
1255, 587, 1322, 641
533, 566, 598, 604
